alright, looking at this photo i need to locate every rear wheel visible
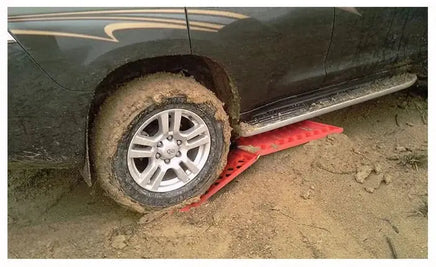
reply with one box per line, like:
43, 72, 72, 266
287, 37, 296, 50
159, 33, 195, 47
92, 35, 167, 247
91, 73, 231, 213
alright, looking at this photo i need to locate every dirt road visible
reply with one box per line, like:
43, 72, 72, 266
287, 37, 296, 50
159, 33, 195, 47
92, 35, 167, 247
8, 86, 428, 258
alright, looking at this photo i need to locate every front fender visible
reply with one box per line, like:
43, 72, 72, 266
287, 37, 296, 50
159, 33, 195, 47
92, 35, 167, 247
8, 7, 192, 92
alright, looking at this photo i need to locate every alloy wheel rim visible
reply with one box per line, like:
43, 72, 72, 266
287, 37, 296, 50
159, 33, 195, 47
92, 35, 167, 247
127, 108, 211, 192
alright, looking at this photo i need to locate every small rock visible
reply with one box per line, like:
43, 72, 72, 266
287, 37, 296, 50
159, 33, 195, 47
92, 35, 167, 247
327, 135, 336, 141
374, 164, 382, 174
300, 190, 312, 200
395, 146, 407, 153
111, 235, 127, 249
383, 174, 393, 185
310, 185, 315, 190
406, 122, 414, 127
355, 165, 374, 183
364, 174, 384, 192
365, 187, 375, 193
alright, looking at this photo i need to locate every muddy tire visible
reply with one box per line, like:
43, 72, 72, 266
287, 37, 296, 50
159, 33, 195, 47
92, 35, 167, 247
91, 73, 231, 213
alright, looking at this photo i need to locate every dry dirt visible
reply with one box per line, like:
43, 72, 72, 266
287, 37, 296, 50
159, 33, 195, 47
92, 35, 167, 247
8, 86, 428, 258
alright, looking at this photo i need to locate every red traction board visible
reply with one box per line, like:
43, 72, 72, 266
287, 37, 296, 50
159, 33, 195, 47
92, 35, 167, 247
180, 120, 343, 212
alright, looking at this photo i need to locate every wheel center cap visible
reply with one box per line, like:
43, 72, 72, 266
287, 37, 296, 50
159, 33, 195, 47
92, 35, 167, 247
158, 139, 179, 159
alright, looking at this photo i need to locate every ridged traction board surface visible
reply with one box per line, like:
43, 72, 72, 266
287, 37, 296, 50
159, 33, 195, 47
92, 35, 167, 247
180, 120, 343, 212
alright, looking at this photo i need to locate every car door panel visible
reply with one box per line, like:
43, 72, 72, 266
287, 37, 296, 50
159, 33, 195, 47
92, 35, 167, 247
188, 7, 334, 113
324, 7, 427, 86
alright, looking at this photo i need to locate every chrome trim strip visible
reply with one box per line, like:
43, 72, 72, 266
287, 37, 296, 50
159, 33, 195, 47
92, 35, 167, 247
241, 74, 417, 137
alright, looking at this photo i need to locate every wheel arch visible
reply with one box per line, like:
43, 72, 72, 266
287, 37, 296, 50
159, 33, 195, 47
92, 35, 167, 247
82, 55, 240, 185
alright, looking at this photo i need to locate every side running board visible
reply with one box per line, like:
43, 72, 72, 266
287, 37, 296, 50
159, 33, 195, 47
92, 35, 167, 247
240, 73, 417, 137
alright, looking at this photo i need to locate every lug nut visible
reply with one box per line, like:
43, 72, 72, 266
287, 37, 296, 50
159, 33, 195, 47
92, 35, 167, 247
157, 141, 163, 147
155, 153, 161, 159
167, 135, 173, 141
176, 151, 181, 157
164, 159, 170, 164
177, 140, 182, 145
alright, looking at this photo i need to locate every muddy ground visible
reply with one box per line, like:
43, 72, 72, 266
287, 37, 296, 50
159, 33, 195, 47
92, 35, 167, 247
8, 86, 428, 258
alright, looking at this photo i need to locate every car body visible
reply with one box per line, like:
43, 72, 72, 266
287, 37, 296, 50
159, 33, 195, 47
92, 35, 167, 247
8, 7, 427, 210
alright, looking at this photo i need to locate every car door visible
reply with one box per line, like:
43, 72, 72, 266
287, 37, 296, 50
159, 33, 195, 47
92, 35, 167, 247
187, 7, 334, 114
324, 7, 427, 86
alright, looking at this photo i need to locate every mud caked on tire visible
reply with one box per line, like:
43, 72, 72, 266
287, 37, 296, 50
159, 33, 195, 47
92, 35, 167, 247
91, 73, 231, 213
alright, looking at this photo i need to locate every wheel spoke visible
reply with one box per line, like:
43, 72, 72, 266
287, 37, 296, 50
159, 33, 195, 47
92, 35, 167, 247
138, 160, 158, 186
186, 135, 210, 150
151, 167, 166, 191
158, 112, 169, 135
183, 124, 207, 140
182, 159, 199, 174
173, 165, 189, 183
171, 110, 182, 134
129, 149, 154, 158
131, 135, 156, 147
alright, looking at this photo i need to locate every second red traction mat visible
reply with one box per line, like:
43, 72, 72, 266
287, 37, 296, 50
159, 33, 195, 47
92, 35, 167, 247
180, 120, 343, 212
